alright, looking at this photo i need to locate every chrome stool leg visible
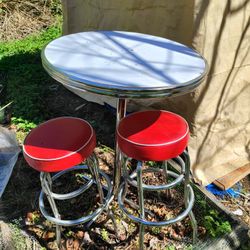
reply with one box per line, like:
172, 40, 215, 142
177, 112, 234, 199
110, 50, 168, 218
86, 154, 117, 232
121, 157, 156, 219
40, 172, 62, 246
87, 154, 104, 203
163, 160, 172, 199
137, 161, 145, 250
183, 150, 198, 243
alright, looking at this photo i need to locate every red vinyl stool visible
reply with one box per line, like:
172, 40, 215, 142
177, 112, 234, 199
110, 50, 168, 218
117, 110, 197, 249
23, 117, 112, 246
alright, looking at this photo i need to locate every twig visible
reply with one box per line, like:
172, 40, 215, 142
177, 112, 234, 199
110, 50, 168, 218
0, 101, 13, 111
234, 191, 250, 200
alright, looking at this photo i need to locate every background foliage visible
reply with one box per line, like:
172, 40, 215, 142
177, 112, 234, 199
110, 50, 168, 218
0, 1, 62, 132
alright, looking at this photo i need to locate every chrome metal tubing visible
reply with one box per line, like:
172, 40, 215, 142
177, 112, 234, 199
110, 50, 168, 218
124, 156, 185, 191
120, 157, 156, 218
163, 160, 172, 198
118, 183, 194, 227
40, 173, 62, 245
82, 160, 156, 218
114, 98, 127, 197
183, 150, 198, 243
87, 155, 104, 203
137, 162, 145, 250
39, 164, 112, 227
46, 165, 94, 200
41, 50, 208, 99
128, 169, 183, 191
118, 152, 197, 249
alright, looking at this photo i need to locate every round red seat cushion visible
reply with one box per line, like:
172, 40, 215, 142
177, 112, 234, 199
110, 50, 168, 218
23, 117, 96, 172
117, 110, 189, 161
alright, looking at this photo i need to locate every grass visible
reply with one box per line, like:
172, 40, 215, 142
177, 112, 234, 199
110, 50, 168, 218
0, 25, 61, 132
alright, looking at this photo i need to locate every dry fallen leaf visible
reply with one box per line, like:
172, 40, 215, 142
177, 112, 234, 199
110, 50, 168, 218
76, 230, 84, 239
44, 231, 55, 240
149, 237, 159, 250
66, 238, 80, 250
83, 231, 92, 244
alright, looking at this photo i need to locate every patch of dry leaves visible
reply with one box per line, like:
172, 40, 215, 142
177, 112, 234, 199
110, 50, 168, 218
0, 0, 61, 41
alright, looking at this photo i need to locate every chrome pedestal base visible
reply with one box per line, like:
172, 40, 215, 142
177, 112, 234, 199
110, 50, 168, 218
118, 151, 197, 250
39, 154, 112, 246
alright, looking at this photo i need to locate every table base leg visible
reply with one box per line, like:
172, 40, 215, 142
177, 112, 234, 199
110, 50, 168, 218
113, 98, 127, 197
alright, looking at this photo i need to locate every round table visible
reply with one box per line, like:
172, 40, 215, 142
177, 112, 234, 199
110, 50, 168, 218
41, 31, 208, 195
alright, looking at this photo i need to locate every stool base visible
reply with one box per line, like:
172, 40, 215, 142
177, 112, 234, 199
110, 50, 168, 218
39, 154, 112, 246
118, 151, 197, 249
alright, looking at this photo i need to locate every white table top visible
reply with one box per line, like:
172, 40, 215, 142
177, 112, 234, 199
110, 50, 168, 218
42, 31, 207, 98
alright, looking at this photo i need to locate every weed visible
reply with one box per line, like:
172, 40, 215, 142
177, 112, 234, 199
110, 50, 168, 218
165, 245, 175, 250
151, 226, 161, 235
196, 195, 232, 238
128, 222, 137, 233
27, 212, 40, 224
146, 161, 163, 168
11, 117, 36, 132
100, 228, 109, 241
203, 209, 231, 238
99, 144, 113, 153
147, 161, 157, 167
75, 173, 85, 179
65, 230, 74, 237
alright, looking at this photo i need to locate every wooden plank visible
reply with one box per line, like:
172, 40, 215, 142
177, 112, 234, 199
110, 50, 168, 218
213, 163, 250, 190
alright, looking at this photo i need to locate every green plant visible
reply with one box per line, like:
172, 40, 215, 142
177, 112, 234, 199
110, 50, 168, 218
0, 25, 61, 131
151, 226, 161, 235
204, 209, 231, 238
11, 117, 36, 132
165, 245, 175, 250
100, 228, 109, 241
128, 223, 137, 234
196, 194, 232, 238
147, 161, 157, 167
99, 144, 113, 153
9, 223, 27, 250
146, 161, 163, 168
65, 230, 74, 237
75, 173, 85, 179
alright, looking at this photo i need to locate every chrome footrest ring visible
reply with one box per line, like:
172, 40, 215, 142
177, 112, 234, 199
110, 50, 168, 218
127, 169, 184, 191
39, 166, 112, 227
118, 183, 194, 227
43, 165, 94, 200
124, 156, 185, 191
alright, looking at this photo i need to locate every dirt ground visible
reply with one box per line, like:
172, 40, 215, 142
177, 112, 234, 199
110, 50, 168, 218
220, 176, 250, 226
1, 83, 249, 249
